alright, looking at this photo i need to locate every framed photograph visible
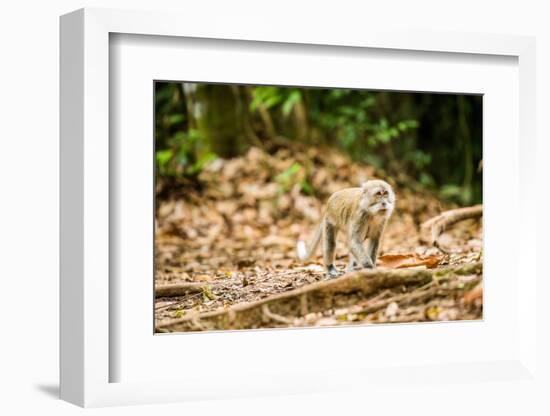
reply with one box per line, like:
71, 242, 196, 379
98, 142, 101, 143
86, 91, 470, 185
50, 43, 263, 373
60, 7, 538, 408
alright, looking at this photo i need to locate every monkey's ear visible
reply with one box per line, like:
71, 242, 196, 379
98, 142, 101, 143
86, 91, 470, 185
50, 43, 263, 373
361, 181, 370, 191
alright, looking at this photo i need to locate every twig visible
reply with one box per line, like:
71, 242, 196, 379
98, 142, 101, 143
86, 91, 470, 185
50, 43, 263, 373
155, 301, 181, 311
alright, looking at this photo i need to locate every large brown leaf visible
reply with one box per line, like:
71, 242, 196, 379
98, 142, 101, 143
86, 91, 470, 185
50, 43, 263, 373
377, 253, 443, 269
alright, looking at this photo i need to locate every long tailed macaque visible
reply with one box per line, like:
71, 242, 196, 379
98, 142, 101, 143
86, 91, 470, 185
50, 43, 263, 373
297, 179, 395, 277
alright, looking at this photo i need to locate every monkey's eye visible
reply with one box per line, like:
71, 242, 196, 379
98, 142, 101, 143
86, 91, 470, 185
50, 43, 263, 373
376, 191, 383, 196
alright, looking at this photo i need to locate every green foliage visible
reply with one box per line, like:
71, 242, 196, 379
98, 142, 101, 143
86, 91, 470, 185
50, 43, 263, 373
155, 83, 217, 177
275, 162, 313, 195
440, 184, 473, 205
155, 127, 217, 177
155, 81, 482, 205
308, 89, 419, 163
251, 86, 302, 117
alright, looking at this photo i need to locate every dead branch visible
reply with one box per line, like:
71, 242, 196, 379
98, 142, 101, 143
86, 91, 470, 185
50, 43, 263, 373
421, 204, 482, 247
155, 282, 209, 298
156, 262, 482, 332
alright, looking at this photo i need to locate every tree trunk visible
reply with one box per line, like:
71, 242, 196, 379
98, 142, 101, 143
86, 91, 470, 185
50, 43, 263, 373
191, 84, 256, 158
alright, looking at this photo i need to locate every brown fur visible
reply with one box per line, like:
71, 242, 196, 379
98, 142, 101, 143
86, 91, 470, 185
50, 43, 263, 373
297, 180, 395, 277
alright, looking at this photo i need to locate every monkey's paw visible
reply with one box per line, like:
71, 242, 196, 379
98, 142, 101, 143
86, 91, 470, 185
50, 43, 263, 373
361, 261, 374, 269
346, 262, 360, 272
326, 265, 342, 279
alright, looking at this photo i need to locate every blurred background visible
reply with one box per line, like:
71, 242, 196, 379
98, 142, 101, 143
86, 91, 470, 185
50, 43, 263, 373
155, 82, 482, 205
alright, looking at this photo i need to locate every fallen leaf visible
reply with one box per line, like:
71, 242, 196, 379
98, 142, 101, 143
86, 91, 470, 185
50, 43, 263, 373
378, 253, 443, 269
173, 309, 185, 318
193, 274, 212, 282
425, 305, 441, 320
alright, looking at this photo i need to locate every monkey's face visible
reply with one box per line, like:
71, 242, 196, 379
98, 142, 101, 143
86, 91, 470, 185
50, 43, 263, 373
360, 180, 395, 216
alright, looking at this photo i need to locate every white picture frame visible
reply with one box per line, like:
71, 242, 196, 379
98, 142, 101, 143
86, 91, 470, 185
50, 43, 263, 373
60, 7, 539, 408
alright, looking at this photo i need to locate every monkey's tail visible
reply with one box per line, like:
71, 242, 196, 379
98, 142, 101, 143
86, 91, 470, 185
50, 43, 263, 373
297, 220, 323, 261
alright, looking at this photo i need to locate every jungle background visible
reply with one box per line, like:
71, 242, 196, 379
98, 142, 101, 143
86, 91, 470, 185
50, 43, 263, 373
154, 82, 483, 333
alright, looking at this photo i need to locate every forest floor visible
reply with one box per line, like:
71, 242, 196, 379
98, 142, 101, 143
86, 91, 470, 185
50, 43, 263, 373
154, 143, 483, 332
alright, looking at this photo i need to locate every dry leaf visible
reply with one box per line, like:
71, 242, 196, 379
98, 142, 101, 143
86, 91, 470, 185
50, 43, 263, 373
193, 274, 212, 282
425, 305, 441, 320
377, 253, 443, 269
463, 282, 483, 304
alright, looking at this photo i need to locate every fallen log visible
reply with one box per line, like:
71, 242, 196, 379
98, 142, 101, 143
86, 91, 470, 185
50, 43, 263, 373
156, 262, 482, 332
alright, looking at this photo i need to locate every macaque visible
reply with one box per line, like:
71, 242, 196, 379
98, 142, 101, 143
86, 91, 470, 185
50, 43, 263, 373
297, 179, 395, 277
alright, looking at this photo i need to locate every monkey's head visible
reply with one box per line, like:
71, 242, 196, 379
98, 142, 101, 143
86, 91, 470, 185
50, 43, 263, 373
360, 179, 395, 216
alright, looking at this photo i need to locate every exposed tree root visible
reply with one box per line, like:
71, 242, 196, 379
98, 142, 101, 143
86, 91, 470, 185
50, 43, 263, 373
261, 304, 295, 325
156, 262, 482, 332
421, 205, 482, 250
337, 275, 481, 318
155, 282, 208, 298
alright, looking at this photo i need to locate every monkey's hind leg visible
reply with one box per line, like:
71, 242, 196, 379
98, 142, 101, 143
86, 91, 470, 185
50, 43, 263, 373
322, 222, 339, 278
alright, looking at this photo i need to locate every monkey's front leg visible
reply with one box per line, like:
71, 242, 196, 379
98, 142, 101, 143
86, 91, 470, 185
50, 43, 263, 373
349, 236, 374, 269
346, 255, 359, 272
367, 237, 380, 268
348, 215, 374, 269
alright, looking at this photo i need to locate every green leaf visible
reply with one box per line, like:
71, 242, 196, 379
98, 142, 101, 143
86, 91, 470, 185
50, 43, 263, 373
250, 86, 283, 111
155, 149, 173, 167
300, 180, 314, 195
419, 172, 435, 187
282, 90, 301, 116
275, 162, 303, 192
166, 114, 185, 125
440, 184, 462, 199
